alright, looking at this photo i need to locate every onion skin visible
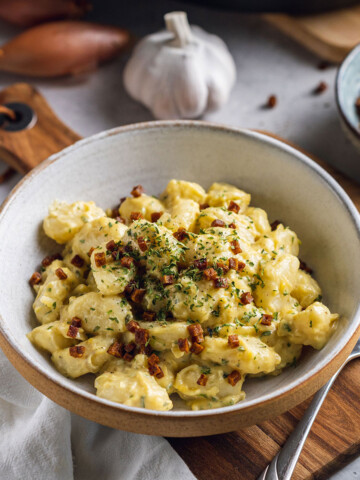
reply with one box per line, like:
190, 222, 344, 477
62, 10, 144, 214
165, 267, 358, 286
0, 0, 91, 27
0, 21, 130, 77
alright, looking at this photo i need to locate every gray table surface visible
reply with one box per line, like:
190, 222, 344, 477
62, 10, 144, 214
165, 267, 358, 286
0, 1, 358, 479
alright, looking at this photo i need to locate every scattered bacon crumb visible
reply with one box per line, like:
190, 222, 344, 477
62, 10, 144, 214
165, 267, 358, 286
41, 253, 62, 268
123, 352, 134, 362
124, 342, 137, 353
126, 320, 140, 333
314, 81, 328, 94
240, 292, 254, 305
121, 256, 134, 269
139, 343, 153, 356
178, 338, 189, 353
125, 281, 137, 297
55, 268, 67, 280
29, 271, 42, 286
217, 260, 229, 273
87, 247, 95, 258
190, 342, 204, 354
149, 363, 164, 378
137, 236, 148, 252
228, 201, 240, 214
67, 317, 82, 338
299, 260, 313, 274
214, 277, 229, 289
197, 374, 208, 386
228, 370, 241, 386
148, 353, 160, 366
270, 220, 281, 231
237, 262, 246, 272
130, 212, 143, 222
228, 258, 239, 270
143, 311, 156, 322
266, 95, 277, 108
173, 227, 189, 242
228, 334, 240, 349
229, 222, 236, 229
106, 240, 117, 251
203, 267, 217, 281
111, 207, 120, 219
194, 258, 208, 270
211, 219, 225, 228
230, 239, 242, 254
151, 211, 163, 222
94, 252, 106, 268
111, 247, 123, 261
71, 255, 84, 268
134, 328, 149, 345
69, 345, 85, 358
107, 341, 124, 358
131, 185, 144, 197
162, 275, 175, 285
199, 203, 209, 211
260, 314, 273, 326
188, 324, 204, 344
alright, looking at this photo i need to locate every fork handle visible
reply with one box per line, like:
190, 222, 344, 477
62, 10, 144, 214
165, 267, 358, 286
258, 360, 348, 480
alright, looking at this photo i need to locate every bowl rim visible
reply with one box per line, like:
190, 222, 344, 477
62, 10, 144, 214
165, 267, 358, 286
1, 119, 360, 419
335, 42, 360, 140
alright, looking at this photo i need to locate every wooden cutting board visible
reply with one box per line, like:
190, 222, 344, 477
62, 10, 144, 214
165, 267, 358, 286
0, 83, 359, 479
263, 5, 360, 63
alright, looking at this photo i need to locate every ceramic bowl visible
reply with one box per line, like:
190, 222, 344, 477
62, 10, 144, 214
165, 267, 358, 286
0, 121, 359, 437
336, 43, 360, 151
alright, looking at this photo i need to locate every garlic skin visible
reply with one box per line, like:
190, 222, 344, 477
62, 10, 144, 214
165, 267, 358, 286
123, 11, 236, 120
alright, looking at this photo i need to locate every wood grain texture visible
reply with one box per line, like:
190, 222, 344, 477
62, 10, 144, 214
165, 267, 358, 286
0, 83, 80, 173
263, 5, 360, 63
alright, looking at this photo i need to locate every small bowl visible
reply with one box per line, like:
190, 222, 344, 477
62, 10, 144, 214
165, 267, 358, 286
336, 43, 360, 151
0, 121, 359, 436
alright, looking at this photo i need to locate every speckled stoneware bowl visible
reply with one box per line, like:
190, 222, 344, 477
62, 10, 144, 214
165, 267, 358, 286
336, 43, 360, 151
0, 121, 359, 436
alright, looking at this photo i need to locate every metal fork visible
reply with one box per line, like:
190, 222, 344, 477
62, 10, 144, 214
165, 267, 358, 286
258, 338, 360, 480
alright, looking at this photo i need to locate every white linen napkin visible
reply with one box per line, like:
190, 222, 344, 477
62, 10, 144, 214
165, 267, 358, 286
0, 350, 196, 480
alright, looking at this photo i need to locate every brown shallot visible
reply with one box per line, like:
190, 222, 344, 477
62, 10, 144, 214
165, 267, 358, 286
0, 21, 130, 77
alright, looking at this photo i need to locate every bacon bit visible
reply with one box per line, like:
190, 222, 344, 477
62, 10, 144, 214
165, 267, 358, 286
228, 334, 240, 349
149, 363, 164, 378
94, 252, 106, 268
162, 275, 175, 286
107, 341, 124, 358
126, 320, 140, 333
55, 268, 67, 280
199, 203, 209, 211
115, 216, 126, 224
188, 324, 204, 344
125, 281, 136, 296
314, 81, 328, 94
238, 262, 246, 272
228, 258, 238, 270
178, 338, 189, 353
214, 277, 229, 289
299, 260, 313, 274
229, 222, 236, 229
69, 345, 85, 358
130, 212, 143, 222
228, 370, 241, 386
41, 253, 62, 268
111, 207, 120, 218
260, 314, 273, 326
29, 271, 42, 286
197, 373, 208, 386
143, 311, 156, 322
123, 352, 134, 362
194, 258, 208, 270
148, 353, 160, 366
230, 239, 242, 254
111, 247, 124, 261
137, 236, 148, 252
228, 201, 240, 214
270, 220, 281, 231
151, 211, 163, 223
135, 328, 149, 345
106, 240, 117, 251
67, 325, 79, 338
190, 342, 204, 354
131, 185, 144, 197
87, 247, 95, 258
240, 291, 253, 305
71, 254, 84, 268
173, 227, 189, 242
266, 95, 277, 109
71, 317, 82, 328
211, 219, 225, 228
203, 267, 217, 281
217, 260, 229, 273
120, 256, 134, 269
139, 343, 153, 356
124, 342, 137, 353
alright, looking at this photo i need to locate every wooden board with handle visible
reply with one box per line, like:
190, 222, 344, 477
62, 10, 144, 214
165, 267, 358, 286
0, 83, 359, 479
263, 5, 360, 63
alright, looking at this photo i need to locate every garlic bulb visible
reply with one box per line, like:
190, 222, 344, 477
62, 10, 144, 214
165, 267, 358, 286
123, 11, 236, 119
